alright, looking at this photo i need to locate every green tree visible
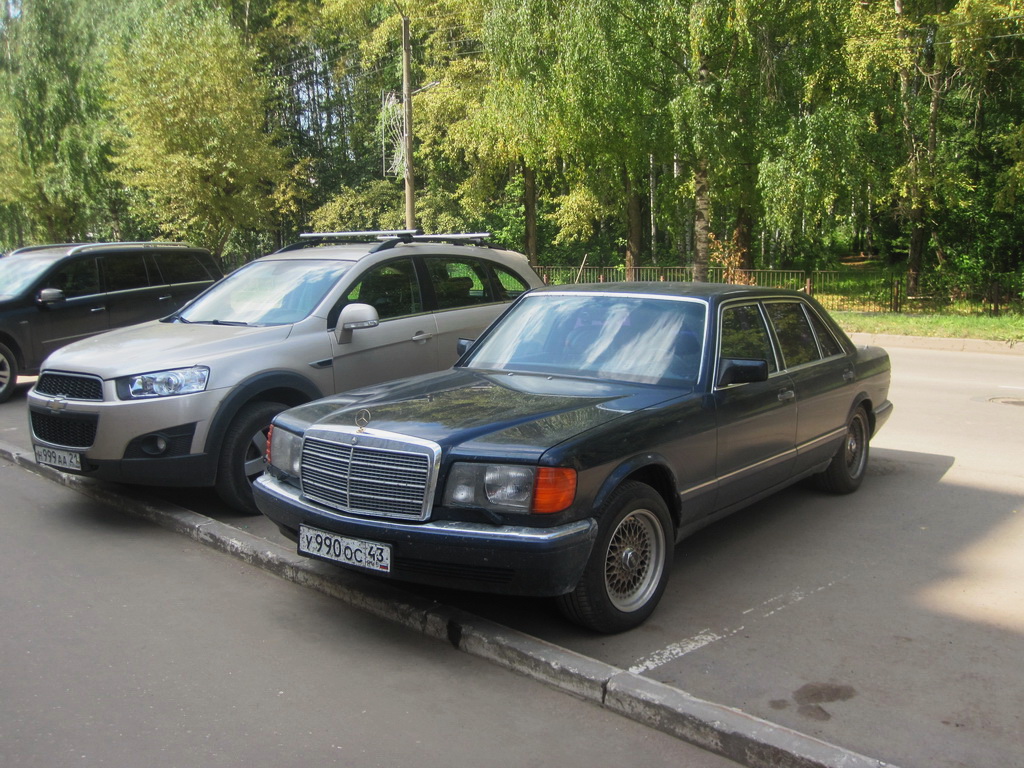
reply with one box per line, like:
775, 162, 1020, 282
0, 0, 115, 246
106, 3, 288, 257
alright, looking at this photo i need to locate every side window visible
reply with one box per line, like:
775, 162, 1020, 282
425, 257, 495, 310
720, 303, 777, 373
46, 258, 101, 298
490, 264, 531, 300
766, 301, 818, 368
101, 254, 153, 292
806, 308, 845, 358
342, 259, 421, 321
153, 252, 218, 284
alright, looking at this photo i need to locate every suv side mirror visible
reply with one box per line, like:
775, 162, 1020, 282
37, 287, 66, 306
335, 303, 379, 344
456, 338, 476, 357
717, 358, 769, 387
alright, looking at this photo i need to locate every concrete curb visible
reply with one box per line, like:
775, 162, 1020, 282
0, 440, 897, 768
849, 331, 1024, 355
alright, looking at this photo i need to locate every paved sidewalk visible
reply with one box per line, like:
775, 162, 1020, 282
849, 331, 1024, 355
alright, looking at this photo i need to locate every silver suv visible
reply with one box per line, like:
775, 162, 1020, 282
27, 232, 542, 512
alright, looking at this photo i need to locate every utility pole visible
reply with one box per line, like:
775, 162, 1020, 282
401, 14, 415, 230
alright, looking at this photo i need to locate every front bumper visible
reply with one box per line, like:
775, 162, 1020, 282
27, 386, 225, 486
254, 474, 598, 597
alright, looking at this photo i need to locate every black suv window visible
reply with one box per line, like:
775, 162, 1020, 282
424, 257, 495, 310
153, 251, 219, 284
344, 258, 422, 320
766, 301, 818, 368
720, 303, 777, 373
47, 258, 102, 298
102, 253, 154, 293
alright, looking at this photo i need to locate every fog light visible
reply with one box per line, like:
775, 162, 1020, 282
141, 434, 169, 456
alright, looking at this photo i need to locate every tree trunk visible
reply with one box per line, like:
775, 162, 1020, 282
523, 164, 538, 268
624, 169, 642, 281
736, 206, 754, 270
693, 158, 710, 282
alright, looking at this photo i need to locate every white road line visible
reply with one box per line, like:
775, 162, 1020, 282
628, 583, 836, 675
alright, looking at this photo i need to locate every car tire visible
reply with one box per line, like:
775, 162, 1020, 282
215, 400, 287, 514
557, 481, 673, 633
0, 342, 18, 404
816, 405, 870, 495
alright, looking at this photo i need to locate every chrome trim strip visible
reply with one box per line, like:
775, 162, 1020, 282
715, 447, 798, 486
797, 426, 845, 454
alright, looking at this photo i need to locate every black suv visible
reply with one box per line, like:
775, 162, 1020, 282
0, 241, 222, 402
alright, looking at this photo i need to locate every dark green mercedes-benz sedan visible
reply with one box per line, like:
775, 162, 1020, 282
255, 282, 892, 633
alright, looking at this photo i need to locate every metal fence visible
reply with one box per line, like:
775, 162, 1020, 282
535, 266, 1023, 315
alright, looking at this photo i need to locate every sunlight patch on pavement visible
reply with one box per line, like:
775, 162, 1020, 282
917, 509, 1024, 633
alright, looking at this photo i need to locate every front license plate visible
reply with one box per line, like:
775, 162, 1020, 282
34, 445, 81, 472
298, 524, 391, 573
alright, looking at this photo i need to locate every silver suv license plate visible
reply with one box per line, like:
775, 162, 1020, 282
298, 524, 391, 573
34, 446, 81, 471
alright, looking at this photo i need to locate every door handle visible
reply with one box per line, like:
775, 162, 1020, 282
778, 389, 796, 402
411, 331, 434, 343
90, 306, 106, 313
158, 294, 173, 302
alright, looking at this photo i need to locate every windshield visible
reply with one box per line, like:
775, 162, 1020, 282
0, 256, 58, 298
464, 293, 707, 386
178, 258, 352, 325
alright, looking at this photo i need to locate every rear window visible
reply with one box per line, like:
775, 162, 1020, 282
154, 251, 220, 284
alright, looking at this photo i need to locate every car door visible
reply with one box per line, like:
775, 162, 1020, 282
421, 255, 522, 363
713, 300, 798, 509
765, 300, 855, 475
31, 256, 110, 364
328, 257, 440, 392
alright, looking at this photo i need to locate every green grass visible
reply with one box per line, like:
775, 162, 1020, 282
834, 311, 1024, 343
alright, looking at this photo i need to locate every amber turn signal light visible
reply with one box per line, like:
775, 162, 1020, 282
531, 467, 577, 514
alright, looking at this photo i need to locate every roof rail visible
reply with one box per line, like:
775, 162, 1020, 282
370, 232, 493, 253
276, 230, 420, 253
67, 241, 197, 255
6, 243, 82, 257
5, 241, 197, 258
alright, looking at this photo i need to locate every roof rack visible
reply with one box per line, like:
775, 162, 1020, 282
276, 230, 419, 253
370, 232, 493, 253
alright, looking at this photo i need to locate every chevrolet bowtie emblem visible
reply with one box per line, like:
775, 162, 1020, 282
355, 409, 371, 432
46, 397, 68, 412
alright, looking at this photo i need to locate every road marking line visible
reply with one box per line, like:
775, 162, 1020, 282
628, 583, 836, 675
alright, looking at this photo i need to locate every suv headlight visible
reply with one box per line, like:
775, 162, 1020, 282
443, 463, 576, 515
119, 366, 210, 399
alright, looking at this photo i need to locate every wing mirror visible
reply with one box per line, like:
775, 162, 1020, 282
456, 338, 476, 357
717, 358, 769, 387
335, 303, 379, 344
37, 287, 66, 306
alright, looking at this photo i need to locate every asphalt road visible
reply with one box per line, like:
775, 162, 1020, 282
0, 457, 740, 768
2, 339, 1022, 768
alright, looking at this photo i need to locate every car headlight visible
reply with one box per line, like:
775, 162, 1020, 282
266, 424, 303, 478
120, 366, 210, 399
443, 463, 576, 515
